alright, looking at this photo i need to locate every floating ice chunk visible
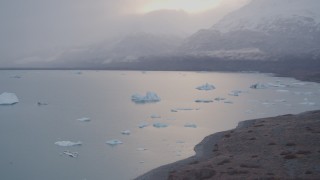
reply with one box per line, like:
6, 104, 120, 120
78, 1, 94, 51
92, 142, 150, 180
121, 130, 131, 135
224, 101, 233, 104
11, 75, 22, 79
184, 123, 197, 128
153, 123, 169, 128
300, 102, 316, 106
150, 114, 161, 118
250, 83, 268, 89
62, 151, 79, 158
228, 90, 242, 96
292, 82, 307, 86
37, 102, 48, 106
276, 89, 289, 93
300, 99, 316, 106
131, 92, 161, 103
196, 83, 215, 90
245, 110, 254, 114
0, 92, 19, 105
195, 99, 213, 103
262, 102, 275, 105
55, 141, 82, 147
106, 139, 123, 146
214, 97, 226, 101
171, 108, 199, 112
267, 83, 288, 88
274, 99, 287, 103
176, 140, 185, 144
77, 117, 91, 122
138, 122, 149, 128
136, 148, 148, 151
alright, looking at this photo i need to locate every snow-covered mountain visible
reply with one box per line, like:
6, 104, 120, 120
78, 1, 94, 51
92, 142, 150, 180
181, 0, 320, 60
49, 33, 182, 67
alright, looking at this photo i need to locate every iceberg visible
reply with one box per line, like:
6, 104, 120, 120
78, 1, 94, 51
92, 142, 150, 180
62, 151, 79, 158
214, 97, 226, 101
77, 117, 91, 122
11, 75, 22, 79
267, 83, 288, 88
250, 83, 268, 89
106, 139, 123, 146
0, 92, 19, 105
136, 148, 148, 151
195, 99, 213, 103
131, 92, 160, 103
138, 122, 149, 128
224, 101, 234, 104
150, 114, 161, 118
228, 90, 242, 96
184, 123, 197, 128
37, 102, 48, 106
153, 123, 169, 128
171, 108, 199, 112
196, 83, 215, 90
276, 89, 289, 93
54, 141, 82, 147
121, 130, 131, 135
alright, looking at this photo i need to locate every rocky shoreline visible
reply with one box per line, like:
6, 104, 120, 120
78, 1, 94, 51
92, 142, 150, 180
135, 110, 320, 180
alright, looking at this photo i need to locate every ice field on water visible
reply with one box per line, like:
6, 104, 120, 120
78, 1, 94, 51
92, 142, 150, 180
1, 70, 320, 180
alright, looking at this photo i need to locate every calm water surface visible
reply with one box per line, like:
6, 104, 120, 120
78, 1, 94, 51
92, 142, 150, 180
0, 70, 319, 180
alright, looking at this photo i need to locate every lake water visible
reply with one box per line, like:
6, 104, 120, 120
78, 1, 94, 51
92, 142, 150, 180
1, 70, 320, 180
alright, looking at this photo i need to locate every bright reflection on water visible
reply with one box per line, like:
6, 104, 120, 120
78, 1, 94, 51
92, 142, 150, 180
0, 70, 320, 180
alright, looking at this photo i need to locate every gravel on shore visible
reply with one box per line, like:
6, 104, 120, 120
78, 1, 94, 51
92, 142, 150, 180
136, 110, 320, 180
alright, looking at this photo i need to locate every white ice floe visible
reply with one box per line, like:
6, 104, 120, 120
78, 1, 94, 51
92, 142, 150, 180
224, 101, 234, 104
214, 97, 226, 101
153, 123, 169, 128
245, 110, 254, 114
11, 75, 22, 79
106, 139, 123, 146
274, 99, 287, 103
184, 123, 197, 128
300, 99, 316, 106
250, 83, 268, 89
195, 99, 213, 103
77, 117, 91, 122
276, 89, 289, 93
62, 151, 79, 158
267, 83, 288, 88
294, 92, 313, 95
138, 122, 149, 128
262, 102, 275, 105
0, 92, 19, 105
171, 108, 199, 112
176, 140, 185, 144
131, 92, 161, 103
228, 90, 242, 96
196, 83, 215, 91
300, 102, 316, 106
54, 141, 82, 147
150, 114, 161, 118
292, 82, 307, 86
136, 148, 148, 151
121, 130, 131, 135
37, 102, 48, 106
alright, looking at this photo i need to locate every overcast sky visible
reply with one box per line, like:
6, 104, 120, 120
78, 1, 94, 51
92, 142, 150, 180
0, 0, 250, 67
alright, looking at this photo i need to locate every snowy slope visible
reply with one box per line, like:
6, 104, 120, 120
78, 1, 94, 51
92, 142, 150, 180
181, 0, 320, 60
214, 0, 320, 33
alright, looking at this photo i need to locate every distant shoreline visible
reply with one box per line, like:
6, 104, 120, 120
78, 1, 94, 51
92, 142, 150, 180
1, 58, 320, 83
135, 110, 320, 179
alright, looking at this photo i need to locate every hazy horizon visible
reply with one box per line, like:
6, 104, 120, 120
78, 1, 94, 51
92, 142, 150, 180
0, 0, 250, 67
